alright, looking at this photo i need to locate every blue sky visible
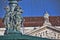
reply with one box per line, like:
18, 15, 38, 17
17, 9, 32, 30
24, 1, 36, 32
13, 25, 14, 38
0, 0, 60, 18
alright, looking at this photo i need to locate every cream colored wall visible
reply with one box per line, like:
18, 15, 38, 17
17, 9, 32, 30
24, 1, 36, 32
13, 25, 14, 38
47, 29, 60, 39
0, 28, 6, 36
25, 27, 60, 39
20, 27, 40, 34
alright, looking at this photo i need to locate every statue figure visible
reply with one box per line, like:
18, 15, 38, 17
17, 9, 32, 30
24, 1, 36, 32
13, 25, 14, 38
12, 5, 23, 31
15, 6, 23, 31
4, 6, 11, 30
43, 11, 51, 26
4, 0, 23, 33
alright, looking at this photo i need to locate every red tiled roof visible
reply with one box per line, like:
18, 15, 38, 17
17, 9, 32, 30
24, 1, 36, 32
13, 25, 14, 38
23, 17, 44, 27
0, 16, 60, 27
49, 16, 60, 26
23, 16, 60, 27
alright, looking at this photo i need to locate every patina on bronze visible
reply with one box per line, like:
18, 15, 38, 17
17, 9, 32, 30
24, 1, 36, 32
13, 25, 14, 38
4, 0, 23, 34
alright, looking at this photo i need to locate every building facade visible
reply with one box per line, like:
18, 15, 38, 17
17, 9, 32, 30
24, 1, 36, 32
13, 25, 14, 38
26, 26, 60, 39
22, 12, 60, 39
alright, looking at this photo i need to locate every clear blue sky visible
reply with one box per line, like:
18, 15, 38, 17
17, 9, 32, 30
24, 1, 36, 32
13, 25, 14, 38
0, 0, 60, 18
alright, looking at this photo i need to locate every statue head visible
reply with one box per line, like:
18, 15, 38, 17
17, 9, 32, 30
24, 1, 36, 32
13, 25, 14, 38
4, 6, 10, 12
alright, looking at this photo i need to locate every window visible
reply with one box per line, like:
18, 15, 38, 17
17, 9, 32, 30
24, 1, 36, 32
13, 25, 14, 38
51, 37, 53, 39
46, 31, 48, 36
40, 33, 42, 37
43, 32, 44, 36
54, 33, 56, 37
40, 35, 42, 37
34, 27, 36, 30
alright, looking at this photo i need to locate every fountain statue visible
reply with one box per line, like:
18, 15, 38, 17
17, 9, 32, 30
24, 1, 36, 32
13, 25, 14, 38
4, 0, 23, 33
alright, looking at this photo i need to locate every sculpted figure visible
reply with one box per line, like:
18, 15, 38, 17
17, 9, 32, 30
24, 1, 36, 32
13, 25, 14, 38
4, 0, 23, 32
10, 5, 23, 31
4, 6, 11, 30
